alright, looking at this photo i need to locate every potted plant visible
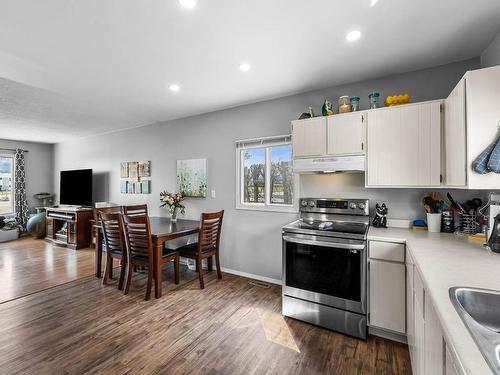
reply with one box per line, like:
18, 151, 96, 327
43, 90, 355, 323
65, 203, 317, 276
159, 191, 185, 222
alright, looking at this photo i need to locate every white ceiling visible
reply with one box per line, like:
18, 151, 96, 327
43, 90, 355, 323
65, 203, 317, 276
1, 0, 500, 143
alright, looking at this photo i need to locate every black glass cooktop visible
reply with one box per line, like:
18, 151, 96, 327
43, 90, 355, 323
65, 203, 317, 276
298, 220, 368, 235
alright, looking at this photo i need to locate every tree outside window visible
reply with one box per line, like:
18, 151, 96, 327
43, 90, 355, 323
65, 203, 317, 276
239, 142, 295, 209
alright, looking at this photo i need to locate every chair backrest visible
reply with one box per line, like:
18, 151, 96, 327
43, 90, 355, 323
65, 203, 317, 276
122, 204, 148, 217
121, 214, 153, 260
94, 206, 122, 223
100, 212, 125, 255
197, 210, 224, 254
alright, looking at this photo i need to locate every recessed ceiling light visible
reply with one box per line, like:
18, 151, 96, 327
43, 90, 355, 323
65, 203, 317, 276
179, 0, 197, 9
346, 30, 361, 42
239, 63, 251, 72
370, 0, 379, 6
169, 83, 180, 92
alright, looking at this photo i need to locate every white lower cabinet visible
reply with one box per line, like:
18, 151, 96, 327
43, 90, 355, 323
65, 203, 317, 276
369, 259, 406, 333
406, 254, 415, 364
413, 295, 425, 375
368, 240, 406, 335
424, 295, 443, 374
445, 345, 460, 375
370, 245, 464, 374
408, 253, 456, 375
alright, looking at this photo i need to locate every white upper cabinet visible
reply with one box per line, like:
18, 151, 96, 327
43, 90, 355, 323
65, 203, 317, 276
366, 100, 442, 187
444, 65, 500, 189
466, 66, 500, 189
291, 117, 327, 158
327, 112, 366, 155
444, 78, 467, 187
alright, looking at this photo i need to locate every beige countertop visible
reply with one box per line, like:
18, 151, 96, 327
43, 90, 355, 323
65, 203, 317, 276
368, 227, 499, 375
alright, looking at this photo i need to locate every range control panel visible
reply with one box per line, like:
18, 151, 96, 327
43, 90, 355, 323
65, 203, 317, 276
299, 198, 369, 216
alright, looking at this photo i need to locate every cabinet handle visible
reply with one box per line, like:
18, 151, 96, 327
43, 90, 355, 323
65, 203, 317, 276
361, 142, 364, 151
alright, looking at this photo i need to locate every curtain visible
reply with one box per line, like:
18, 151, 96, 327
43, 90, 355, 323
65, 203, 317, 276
14, 149, 29, 229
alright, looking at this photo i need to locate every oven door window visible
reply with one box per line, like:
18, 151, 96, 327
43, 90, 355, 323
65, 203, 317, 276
285, 241, 361, 302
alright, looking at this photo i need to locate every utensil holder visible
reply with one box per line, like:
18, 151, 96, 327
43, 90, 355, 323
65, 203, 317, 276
427, 213, 442, 233
459, 212, 477, 234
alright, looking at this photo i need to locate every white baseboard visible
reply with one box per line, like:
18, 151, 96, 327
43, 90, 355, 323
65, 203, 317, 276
220, 267, 282, 286
179, 257, 282, 285
369, 326, 407, 344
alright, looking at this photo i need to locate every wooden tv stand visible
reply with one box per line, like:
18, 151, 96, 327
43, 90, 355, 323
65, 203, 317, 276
45, 207, 93, 250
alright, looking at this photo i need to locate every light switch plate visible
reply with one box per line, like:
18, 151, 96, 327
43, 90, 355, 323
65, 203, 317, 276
211, 189, 216, 198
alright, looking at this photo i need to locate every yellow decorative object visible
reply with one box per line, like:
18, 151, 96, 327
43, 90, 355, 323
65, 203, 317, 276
385, 93, 410, 106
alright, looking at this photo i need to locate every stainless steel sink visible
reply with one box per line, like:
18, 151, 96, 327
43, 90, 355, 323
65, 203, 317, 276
450, 287, 500, 374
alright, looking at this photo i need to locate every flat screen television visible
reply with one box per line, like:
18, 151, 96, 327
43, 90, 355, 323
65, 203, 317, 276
60, 169, 93, 207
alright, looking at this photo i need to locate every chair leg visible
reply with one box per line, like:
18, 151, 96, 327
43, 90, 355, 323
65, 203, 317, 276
207, 256, 213, 271
215, 252, 222, 280
118, 260, 127, 290
102, 255, 111, 285
108, 257, 114, 279
196, 257, 204, 289
124, 261, 133, 295
146, 267, 153, 301
174, 255, 180, 284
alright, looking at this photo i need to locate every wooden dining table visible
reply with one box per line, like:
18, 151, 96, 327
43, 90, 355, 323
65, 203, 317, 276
95, 216, 200, 298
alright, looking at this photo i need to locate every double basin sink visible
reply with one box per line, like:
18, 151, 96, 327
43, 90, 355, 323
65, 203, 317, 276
450, 287, 500, 374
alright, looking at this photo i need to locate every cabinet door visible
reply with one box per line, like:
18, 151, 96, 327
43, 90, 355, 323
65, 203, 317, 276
369, 259, 406, 334
445, 345, 460, 375
444, 78, 467, 187
291, 117, 327, 158
366, 101, 441, 187
424, 295, 444, 375
327, 112, 365, 155
466, 66, 500, 189
414, 294, 425, 375
406, 260, 415, 365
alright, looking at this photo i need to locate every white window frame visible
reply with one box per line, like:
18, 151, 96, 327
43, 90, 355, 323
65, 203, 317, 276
235, 135, 299, 213
0, 153, 15, 216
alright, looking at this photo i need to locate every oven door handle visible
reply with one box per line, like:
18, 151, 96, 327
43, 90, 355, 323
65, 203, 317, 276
283, 235, 365, 250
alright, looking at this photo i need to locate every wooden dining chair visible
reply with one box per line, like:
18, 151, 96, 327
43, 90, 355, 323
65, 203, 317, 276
122, 204, 148, 217
166, 210, 224, 289
91, 206, 122, 247
121, 214, 179, 300
100, 212, 127, 290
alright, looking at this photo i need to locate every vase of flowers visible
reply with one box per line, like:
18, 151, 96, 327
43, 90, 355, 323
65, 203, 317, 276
160, 191, 185, 222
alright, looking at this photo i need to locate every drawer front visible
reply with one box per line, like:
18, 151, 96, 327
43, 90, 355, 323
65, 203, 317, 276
369, 241, 405, 262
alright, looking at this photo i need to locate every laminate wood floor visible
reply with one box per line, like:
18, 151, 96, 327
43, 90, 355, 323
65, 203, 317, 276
0, 263, 412, 375
0, 237, 97, 303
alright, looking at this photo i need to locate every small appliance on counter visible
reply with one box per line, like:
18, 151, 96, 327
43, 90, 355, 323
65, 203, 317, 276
488, 214, 500, 253
441, 210, 455, 233
282, 198, 370, 339
488, 193, 500, 240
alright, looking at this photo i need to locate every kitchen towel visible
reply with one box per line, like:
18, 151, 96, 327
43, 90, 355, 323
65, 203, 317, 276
472, 138, 497, 174
487, 137, 500, 173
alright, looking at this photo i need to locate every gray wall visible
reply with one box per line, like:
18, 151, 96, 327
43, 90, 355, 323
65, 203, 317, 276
0, 139, 54, 212
53, 57, 480, 282
481, 30, 500, 67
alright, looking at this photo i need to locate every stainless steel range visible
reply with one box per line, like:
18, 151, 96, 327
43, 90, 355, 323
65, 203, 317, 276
282, 198, 369, 339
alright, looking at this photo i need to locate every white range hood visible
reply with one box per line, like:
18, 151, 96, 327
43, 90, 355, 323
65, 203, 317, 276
293, 155, 365, 174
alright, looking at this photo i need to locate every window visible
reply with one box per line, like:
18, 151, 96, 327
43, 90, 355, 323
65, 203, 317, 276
236, 135, 298, 212
0, 155, 14, 215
